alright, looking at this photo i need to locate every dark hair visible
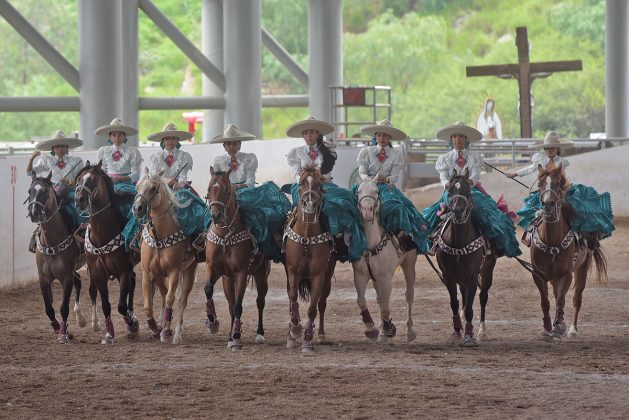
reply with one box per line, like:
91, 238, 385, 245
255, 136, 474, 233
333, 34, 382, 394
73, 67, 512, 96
370, 137, 393, 148
317, 134, 337, 175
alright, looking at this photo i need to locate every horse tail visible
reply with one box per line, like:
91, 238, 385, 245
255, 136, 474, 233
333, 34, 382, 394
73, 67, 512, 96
298, 272, 311, 301
591, 246, 608, 284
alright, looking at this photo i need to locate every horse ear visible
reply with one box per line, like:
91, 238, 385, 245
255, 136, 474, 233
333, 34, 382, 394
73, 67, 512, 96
463, 167, 470, 178
210, 166, 215, 176
85, 160, 91, 167
96, 160, 103, 169
537, 163, 544, 173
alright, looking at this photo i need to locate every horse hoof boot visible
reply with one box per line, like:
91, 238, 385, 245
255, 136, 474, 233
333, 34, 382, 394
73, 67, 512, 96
205, 319, 220, 335
406, 329, 417, 343
383, 320, 397, 338
125, 315, 140, 334
300, 342, 315, 353
254, 334, 265, 345
56, 334, 69, 344
365, 329, 380, 341
289, 321, 303, 339
228, 338, 243, 351
286, 338, 298, 350
101, 333, 114, 345
160, 328, 174, 343
449, 330, 463, 343
463, 335, 478, 347
147, 319, 162, 339
551, 320, 566, 338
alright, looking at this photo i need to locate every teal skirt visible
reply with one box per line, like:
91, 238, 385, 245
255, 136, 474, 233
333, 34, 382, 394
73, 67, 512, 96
291, 182, 367, 261
56, 186, 87, 231
237, 182, 291, 262
422, 188, 521, 257
517, 184, 614, 239
351, 183, 430, 254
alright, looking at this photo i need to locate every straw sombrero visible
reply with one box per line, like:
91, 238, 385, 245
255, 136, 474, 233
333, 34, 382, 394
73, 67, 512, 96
286, 116, 335, 138
529, 131, 574, 149
360, 119, 408, 140
95, 118, 138, 137
147, 122, 193, 142
436, 121, 483, 142
209, 124, 256, 144
35, 131, 83, 151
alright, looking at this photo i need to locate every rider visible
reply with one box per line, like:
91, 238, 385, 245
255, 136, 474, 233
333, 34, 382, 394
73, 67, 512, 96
422, 121, 521, 258
356, 119, 430, 254
95, 118, 143, 249
506, 131, 614, 245
285, 116, 367, 261
210, 124, 290, 262
26, 130, 85, 252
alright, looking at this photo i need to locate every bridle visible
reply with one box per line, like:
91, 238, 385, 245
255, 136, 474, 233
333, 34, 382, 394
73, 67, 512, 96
27, 181, 61, 225
207, 176, 238, 232
75, 170, 111, 218
537, 173, 564, 224
357, 184, 380, 225
298, 171, 322, 224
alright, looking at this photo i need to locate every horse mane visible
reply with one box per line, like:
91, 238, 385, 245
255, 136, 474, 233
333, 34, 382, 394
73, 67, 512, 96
31, 176, 75, 229
78, 163, 124, 217
137, 173, 189, 209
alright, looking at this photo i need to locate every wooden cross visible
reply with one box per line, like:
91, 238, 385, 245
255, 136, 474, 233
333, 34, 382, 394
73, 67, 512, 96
466, 27, 582, 138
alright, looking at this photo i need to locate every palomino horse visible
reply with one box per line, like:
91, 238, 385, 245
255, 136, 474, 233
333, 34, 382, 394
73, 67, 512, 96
434, 168, 497, 346
530, 164, 607, 340
75, 161, 140, 344
27, 172, 87, 342
352, 178, 418, 343
284, 167, 337, 352
133, 171, 198, 344
203, 167, 269, 350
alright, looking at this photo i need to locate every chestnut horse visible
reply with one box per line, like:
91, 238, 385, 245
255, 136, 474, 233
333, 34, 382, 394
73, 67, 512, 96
75, 161, 139, 344
27, 172, 87, 342
203, 167, 269, 350
434, 168, 497, 346
530, 164, 607, 340
133, 171, 198, 344
284, 167, 337, 352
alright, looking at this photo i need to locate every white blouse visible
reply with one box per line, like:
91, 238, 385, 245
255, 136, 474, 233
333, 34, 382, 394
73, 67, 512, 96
435, 148, 482, 188
148, 149, 193, 183
29, 154, 84, 184
516, 153, 570, 177
213, 152, 258, 188
96, 144, 143, 183
357, 145, 404, 184
287, 145, 327, 183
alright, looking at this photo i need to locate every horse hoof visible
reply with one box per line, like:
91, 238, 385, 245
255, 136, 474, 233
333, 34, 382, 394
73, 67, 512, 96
101, 333, 114, 345
286, 338, 298, 350
160, 329, 173, 343
540, 330, 553, 342
205, 319, 220, 335
56, 334, 69, 344
567, 325, 578, 339
172, 334, 182, 345
300, 343, 315, 353
228, 339, 243, 351
76, 313, 87, 328
289, 322, 303, 339
316, 334, 333, 345
377, 335, 390, 344
383, 321, 397, 338
365, 329, 380, 341
254, 334, 265, 345
449, 330, 463, 343
126, 316, 140, 334
406, 330, 417, 343
463, 335, 478, 347
92, 321, 101, 332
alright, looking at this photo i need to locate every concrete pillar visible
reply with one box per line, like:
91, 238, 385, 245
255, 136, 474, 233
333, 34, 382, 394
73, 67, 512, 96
308, 0, 342, 125
79, 0, 120, 150
119, 0, 139, 146
202, 0, 224, 140
605, 0, 629, 137
223, 0, 262, 137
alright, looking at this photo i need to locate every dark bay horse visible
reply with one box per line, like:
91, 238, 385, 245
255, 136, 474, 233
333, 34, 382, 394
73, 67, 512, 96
434, 168, 496, 346
75, 161, 139, 344
27, 172, 87, 343
530, 164, 607, 340
284, 167, 337, 352
203, 167, 269, 350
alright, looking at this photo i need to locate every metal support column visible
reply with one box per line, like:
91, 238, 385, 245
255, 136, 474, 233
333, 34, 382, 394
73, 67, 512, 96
308, 0, 342, 125
223, 0, 262, 137
605, 0, 629, 137
120, 0, 139, 146
202, 0, 224, 140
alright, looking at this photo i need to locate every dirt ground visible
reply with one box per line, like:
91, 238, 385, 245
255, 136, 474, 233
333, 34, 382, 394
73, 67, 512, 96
2, 208, 628, 418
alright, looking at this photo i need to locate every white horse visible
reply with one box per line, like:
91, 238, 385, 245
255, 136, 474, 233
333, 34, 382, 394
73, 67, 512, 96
352, 178, 418, 343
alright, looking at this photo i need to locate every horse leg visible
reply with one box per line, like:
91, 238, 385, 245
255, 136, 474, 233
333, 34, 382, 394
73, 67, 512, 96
301, 272, 324, 353
551, 273, 571, 339
227, 273, 248, 351
462, 278, 479, 347
118, 270, 139, 337
532, 275, 552, 341
222, 275, 236, 346
88, 275, 101, 332
72, 271, 87, 328
203, 270, 222, 334
252, 261, 270, 345
286, 267, 302, 349
173, 264, 196, 345
377, 275, 395, 343
160, 269, 181, 344
95, 277, 114, 344
353, 268, 378, 341
569, 255, 590, 338
478, 255, 496, 341
39, 276, 59, 335
142, 268, 161, 339
446, 282, 463, 342
400, 253, 417, 343
315, 265, 333, 345
57, 274, 75, 343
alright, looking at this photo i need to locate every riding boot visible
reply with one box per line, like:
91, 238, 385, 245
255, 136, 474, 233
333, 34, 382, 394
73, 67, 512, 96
192, 232, 207, 262
333, 234, 349, 262
29, 231, 37, 253
395, 231, 416, 254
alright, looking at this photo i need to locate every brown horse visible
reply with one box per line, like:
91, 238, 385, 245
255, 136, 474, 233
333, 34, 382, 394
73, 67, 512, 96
434, 168, 496, 346
27, 172, 87, 342
203, 167, 269, 350
530, 164, 607, 340
133, 171, 198, 344
284, 167, 337, 352
74, 161, 139, 344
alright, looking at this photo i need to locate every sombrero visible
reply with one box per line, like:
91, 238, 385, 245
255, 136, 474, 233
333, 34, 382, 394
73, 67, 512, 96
360, 119, 408, 140
35, 130, 83, 151
209, 124, 256, 144
147, 122, 193, 142
95, 118, 138, 137
286, 116, 335, 138
528, 131, 575, 149
436, 121, 482, 142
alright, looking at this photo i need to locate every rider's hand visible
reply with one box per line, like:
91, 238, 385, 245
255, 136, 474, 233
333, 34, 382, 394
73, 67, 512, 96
30, 151, 41, 160
506, 172, 517, 178
377, 176, 389, 184
166, 178, 176, 187
174, 182, 186, 190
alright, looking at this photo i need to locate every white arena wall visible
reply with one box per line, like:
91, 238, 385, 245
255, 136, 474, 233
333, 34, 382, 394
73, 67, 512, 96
0, 139, 366, 289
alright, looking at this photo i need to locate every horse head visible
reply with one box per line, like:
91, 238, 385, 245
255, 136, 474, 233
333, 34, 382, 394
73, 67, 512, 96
446, 167, 474, 224
356, 175, 380, 225
133, 169, 172, 219
207, 166, 234, 225
297, 165, 323, 224
27, 171, 55, 223
74, 160, 108, 213
537, 163, 569, 223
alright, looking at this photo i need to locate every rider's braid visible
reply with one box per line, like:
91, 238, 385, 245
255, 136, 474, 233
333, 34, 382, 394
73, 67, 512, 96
317, 134, 337, 175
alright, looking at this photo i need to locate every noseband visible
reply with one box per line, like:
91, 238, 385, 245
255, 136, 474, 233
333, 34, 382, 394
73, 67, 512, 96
27, 184, 60, 224
75, 171, 111, 217
299, 175, 322, 224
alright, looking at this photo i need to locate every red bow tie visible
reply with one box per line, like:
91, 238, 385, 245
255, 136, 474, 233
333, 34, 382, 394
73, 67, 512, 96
56, 160, 66, 169
165, 153, 175, 167
377, 148, 387, 163
456, 151, 466, 168
230, 158, 239, 171
308, 148, 318, 161
112, 150, 122, 162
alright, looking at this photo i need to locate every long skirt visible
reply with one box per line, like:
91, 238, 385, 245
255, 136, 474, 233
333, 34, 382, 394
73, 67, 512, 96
517, 184, 614, 239
54, 186, 87, 231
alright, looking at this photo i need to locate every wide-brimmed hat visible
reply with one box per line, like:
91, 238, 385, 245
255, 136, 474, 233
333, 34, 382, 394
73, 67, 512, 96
147, 122, 193, 142
360, 119, 408, 140
95, 118, 138, 137
529, 131, 575, 149
286, 116, 335, 138
436, 121, 482, 142
35, 130, 83, 151
209, 124, 256, 144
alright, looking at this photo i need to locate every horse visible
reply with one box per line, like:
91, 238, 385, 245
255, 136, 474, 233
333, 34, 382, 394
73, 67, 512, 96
203, 167, 269, 350
284, 166, 337, 352
529, 164, 607, 340
74, 161, 140, 344
132, 170, 198, 344
27, 172, 87, 343
433, 168, 497, 346
352, 177, 418, 343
